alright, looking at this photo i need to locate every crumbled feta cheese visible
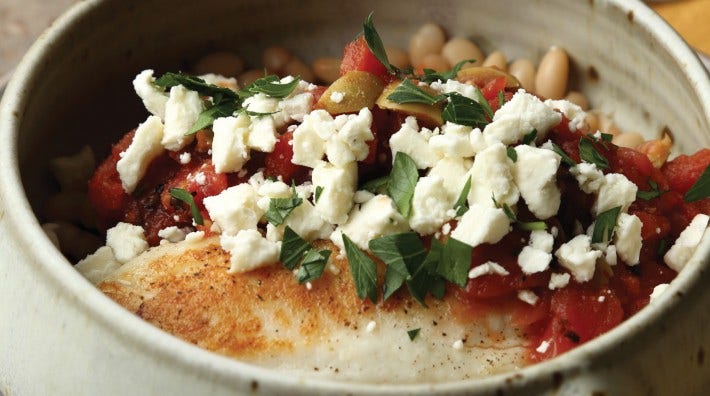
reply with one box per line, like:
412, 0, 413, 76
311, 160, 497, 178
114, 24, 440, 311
243, 92, 279, 114
512, 145, 561, 219
597, 295, 606, 302
116, 116, 165, 193
305, 281, 313, 290
389, 116, 441, 169
429, 79, 478, 99
336, 195, 410, 250
184, 230, 205, 243
194, 171, 207, 186
605, 245, 618, 266
518, 230, 554, 274
468, 261, 510, 279
198, 73, 238, 91
483, 89, 561, 145
548, 272, 571, 290
452, 339, 464, 350
330, 91, 345, 103
365, 321, 377, 333
267, 200, 333, 242
179, 152, 191, 164
649, 283, 670, 304
132, 70, 168, 119
427, 157, 472, 198
248, 116, 278, 152
451, 203, 511, 248
593, 173, 638, 215
291, 110, 334, 167
211, 114, 251, 173
555, 234, 603, 282
664, 214, 709, 272
517, 290, 539, 305
75, 246, 122, 285
614, 213, 643, 265
544, 99, 587, 132
327, 108, 374, 166
162, 85, 201, 151
409, 176, 454, 235
570, 163, 605, 194
220, 229, 281, 273
275, 92, 314, 125
203, 183, 264, 235
536, 340, 551, 354
312, 161, 357, 224
428, 122, 475, 158
353, 190, 375, 204
467, 143, 519, 208
157, 226, 188, 243
106, 222, 149, 263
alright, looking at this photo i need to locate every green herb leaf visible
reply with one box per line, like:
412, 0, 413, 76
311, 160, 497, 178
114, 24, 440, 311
169, 188, 204, 225
507, 147, 518, 162
386, 79, 444, 105
188, 102, 236, 135
453, 177, 472, 216
280, 226, 311, 270
579, 138, 609, 170
600, 133, 613, 142
155, 72, 238, 103
342, 234, 379, 303
314, 186, 324, 203
264, 187, 303, 226
474, 88, 494, 120
523, 129, 538, 145
369, 233, 427, 300
388, 152, 419, 218
362, 12, 394, 73
406, 238, 445, 306
636, 178, 668, 201
361, 176, 389, 194
436, 237, 472, 287
592, 206, 622, 244
550, 142, 577, 167
684, 164, 710, 203
497, 91, 506, 108
296, 249, 331, 283
441, 92, 489, 129
241, 75, 300, 98
419, 59, 476, 83
518, 221, 548, 231
407, 328, 421, 341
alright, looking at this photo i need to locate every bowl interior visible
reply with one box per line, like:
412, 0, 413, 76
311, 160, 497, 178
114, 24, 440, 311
2, 0, 709, 393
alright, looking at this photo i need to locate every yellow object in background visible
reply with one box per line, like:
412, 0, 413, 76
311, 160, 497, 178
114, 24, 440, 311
651, 0, 710, 55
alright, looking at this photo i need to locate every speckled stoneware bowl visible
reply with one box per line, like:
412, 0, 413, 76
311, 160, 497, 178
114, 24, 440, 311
1, 0, 709, 395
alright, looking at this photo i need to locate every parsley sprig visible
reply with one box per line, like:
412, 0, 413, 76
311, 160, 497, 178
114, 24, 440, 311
280, 226, 331, 284
169, 188, 204, 225
591, 206, 622, 244
684, 164, 710, 203
263, 186, 303, 226
636, 178, 668, 201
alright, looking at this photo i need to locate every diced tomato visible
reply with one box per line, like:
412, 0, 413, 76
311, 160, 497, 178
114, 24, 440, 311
609, 146, 654, 187
481, 76, 507, 101
662, 148, 710, 194
264, 132, 309, 184
340, 35, 392, 83
531, 285, 624, 361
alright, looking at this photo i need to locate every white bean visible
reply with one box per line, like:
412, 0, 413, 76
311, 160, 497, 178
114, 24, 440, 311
409, 23, 446, 66
312, 57, 341, 84
385, 46, 410, 69
565, 91, 589, 110
238, 69, 266, 88
508, 59, 536, 92
417, 53, 450, 73
262, 46, 292, 73
194, 51, 245, 77
612, 132, 645, 148
282, 57, 315, 82
535, 46, 569, 99
441, 37, 483, 68
482, 51, 507, 71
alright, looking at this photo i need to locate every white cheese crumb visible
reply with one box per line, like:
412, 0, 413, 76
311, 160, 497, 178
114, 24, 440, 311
512, 145, 561, 219
157, 226, 188, 243
451, 203, 511, 248
162, 85, 201, 151
365, 321, 377, 333
468, 261, 509, 279
467, 143, 519, 208
336, 195, 410, 250
536, 340, 551, 354
330, 91, 345, 103
517, 290, 539, 305
555, 234, 603, 282
518, 229, 554, 274
179, 152, 191, 164
649, 283, 670, 304
664, 214, 709, 272
548, 272, 571, 290
116, 116, 165, 193
220, 229, 281, 273
389, 116, 441, 169
132, 69, 168, 119
614, 213, 643, 266
75, 246, 122, 285
593, 173, 638, 216
306, 282, 313, 291
409, 175, 454, 235
597, 295, 606, 303
194, 171, 207, 186
211, 114, 251, 173
452, 339, 464, 350
570, 163, 605, 194
185, 231, 205, 243
312, 161, 357, 224
203, 183, 263, 235
483, 89, 561, 146
106, 222, 149, 263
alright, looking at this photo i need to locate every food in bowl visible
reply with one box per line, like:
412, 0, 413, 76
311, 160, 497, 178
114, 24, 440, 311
43, 14, 710, 383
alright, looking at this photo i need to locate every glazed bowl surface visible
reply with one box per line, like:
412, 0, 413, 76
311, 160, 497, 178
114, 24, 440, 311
0, 0, 709, 395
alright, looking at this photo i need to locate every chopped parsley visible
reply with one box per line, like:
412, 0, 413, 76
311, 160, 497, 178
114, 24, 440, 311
314, 186, 324, 203
441, 92, 490, 129
506, 146, 518, 162
386, 79, 444, 105
453, 177, 472, 216
369, 232, 427, 300
296, 249, 331, 283
592, 206, 622, 244
342, 234, 379, 303
263, 186, 303, 226
579, 137, 610, 170
636, 178, 668, 201
550, 142, 577, 167
684, 164, 710, 203
168, 188, 203, 225
388, 152, 419, 218
407, 328, 421, 341
362, 12, 394, 74
522, 129, 538, 145
281, 226, 332, 284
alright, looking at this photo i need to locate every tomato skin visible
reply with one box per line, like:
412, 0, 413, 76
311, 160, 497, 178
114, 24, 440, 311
662, 148, 710, 194
263, 132, 309, 185
340, 35, 393, 83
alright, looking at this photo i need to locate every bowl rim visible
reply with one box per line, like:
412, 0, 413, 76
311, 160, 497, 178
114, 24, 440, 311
1, 0, 709, 393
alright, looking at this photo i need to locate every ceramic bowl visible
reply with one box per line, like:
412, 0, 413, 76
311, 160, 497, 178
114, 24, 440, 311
1, 0, 709, 395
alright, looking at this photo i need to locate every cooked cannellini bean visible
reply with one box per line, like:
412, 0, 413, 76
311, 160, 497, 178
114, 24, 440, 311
508, 59, 536, 92
417, 53, 450, 73
482, 51, 507, 71
283, 57, 315, 82
194, 51, 245, 77
442, 37, 483, 68
44, 222, 103, 261
597, 112, 622, 136
636, 134, 672, 168
312, 57, 342, 84
409, 23, 446, 66
50, 145, 95, 192
262, 46, 293, 73
564, 91, 589, 110
535, 46, 569, 99
612, 132, 645, 148
585, 112, 600, 133
385, 46, 410, 69
238, 69, 266, 88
